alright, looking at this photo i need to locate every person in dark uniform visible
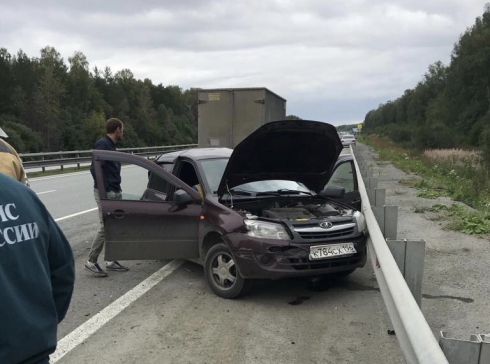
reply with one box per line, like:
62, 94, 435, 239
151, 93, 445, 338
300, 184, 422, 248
0, 173, 75, 364
85, 118, 129, 276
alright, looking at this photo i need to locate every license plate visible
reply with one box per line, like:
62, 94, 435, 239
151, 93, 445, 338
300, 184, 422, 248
309, 243, 357, 260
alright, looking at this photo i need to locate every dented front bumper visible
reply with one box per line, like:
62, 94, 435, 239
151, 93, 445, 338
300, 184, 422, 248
222, 233, 367, 280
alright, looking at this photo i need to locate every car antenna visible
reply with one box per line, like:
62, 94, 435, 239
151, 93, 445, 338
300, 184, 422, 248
226, 181, 234, 208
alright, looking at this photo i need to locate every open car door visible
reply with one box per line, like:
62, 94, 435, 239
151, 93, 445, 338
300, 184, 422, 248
92, 150, 202, 261
324, 158, 361, 211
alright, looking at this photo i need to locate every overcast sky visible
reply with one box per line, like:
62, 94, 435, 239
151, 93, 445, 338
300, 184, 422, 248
0, 0, 487, 125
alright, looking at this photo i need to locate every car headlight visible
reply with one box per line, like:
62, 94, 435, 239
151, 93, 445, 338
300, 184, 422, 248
244, 220, 290, 240
353, 211, 366, 232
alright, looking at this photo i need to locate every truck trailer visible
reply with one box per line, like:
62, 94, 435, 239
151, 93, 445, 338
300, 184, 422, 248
197, 88, 287, 148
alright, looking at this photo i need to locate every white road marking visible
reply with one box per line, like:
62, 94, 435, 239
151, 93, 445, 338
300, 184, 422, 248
55, 208, 98, 222
36, 190, 57, 195
50, 259, 184, 363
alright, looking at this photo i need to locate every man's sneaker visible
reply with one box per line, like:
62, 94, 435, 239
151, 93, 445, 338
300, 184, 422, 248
84, 261, 108, 277
106, 261, 129, 272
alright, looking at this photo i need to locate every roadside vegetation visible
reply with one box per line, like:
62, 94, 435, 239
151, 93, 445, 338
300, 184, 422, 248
359, 6, 490, 236
359, 134, 490, 235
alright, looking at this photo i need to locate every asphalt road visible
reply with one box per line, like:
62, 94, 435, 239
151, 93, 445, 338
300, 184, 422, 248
29, 151, 404, 364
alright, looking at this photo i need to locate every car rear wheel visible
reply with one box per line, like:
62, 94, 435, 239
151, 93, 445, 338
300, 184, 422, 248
204, 243, 252, 299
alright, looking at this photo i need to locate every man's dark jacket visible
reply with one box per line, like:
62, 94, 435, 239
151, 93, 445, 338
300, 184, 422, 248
90, 135, 121, 192
0, 174, 75, 364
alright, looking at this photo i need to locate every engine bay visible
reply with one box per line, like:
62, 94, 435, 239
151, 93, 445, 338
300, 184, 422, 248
231, 198, 354, 221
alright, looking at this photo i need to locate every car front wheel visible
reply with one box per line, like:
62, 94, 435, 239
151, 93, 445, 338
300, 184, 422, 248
204, 243, 252, 299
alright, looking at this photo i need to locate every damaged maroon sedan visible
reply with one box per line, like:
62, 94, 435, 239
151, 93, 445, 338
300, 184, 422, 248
92, 120, 367, 298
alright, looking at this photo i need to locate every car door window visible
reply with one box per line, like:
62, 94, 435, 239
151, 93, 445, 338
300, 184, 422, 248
99, 163, 179, 202
145, 162, 174, 200
173, 161, 203, 200
325, 161, 355, 192
176, 161, 200, 187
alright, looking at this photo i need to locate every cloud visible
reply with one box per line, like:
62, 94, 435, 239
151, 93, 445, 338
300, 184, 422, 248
0, 0, 487, 123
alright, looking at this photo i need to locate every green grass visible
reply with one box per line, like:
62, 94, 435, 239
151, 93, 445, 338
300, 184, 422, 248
430, 203, 448, 212
412, 203, 490, 234
416, 188, 445, 199
446, 204, 490, 235
398, 179, 418, 187
360, 134, 490, 235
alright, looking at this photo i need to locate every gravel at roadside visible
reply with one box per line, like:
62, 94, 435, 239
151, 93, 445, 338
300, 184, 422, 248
356, 143, 490, 339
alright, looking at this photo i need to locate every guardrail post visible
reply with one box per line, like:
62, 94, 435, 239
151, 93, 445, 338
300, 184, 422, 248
372, 206, 385, 233
361, 169, 373, 179
76, 153, 80, 169
371, 205, 398, 240
387, 239, 425, 307
366, 177, 378, 189
384, 206, 398, 240
480, 334, 490, 363
439, 332, 482, 364
368, 187, 385, 206
375, 188, 385, 206
42, 156, 45, 172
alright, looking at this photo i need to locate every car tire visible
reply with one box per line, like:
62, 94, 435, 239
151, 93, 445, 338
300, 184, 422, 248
204, 243, 253, 299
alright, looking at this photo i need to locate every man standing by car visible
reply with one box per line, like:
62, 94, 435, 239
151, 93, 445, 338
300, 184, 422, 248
85, 118, 129, 276
0, 173, 75, 364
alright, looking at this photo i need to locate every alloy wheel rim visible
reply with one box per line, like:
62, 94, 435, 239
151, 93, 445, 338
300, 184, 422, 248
211, 253, 237, 290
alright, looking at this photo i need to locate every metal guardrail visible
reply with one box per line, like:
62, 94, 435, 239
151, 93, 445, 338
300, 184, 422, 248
19, 144, 198, 170
439, 332, 490, 364
351, 145, 449, 364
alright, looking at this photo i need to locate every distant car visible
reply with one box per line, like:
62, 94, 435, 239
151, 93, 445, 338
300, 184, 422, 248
341, 135, 356, 147
92, 120, 367, 299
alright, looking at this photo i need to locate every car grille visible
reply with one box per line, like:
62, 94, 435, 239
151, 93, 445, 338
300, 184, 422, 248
292, 223, 356, 240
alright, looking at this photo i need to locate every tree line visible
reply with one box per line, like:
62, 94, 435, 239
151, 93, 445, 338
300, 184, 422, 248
363, 5, 490, 162
0, 46, 198, 153
336, 123, 359, 133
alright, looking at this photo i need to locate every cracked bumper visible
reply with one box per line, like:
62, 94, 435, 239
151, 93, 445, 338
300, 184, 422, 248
222, 233, 367, 280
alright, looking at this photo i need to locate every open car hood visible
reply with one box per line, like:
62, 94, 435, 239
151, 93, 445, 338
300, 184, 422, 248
217, 120, 342, 196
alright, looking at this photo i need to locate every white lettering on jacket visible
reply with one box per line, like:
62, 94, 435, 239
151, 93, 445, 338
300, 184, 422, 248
0, 223, 39, 247
0, 203, 19, 222
0, 203, 40, 247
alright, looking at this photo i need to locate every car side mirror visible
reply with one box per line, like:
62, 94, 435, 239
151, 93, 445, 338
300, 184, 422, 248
321, 186, 345, 198
174, 189, 195, 206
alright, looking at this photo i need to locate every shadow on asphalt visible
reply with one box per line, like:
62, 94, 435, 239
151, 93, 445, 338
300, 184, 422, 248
181, 260, 379, 305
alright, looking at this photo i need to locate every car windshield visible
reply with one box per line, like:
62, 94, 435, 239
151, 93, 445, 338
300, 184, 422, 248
343, 136, 355, 139
232, 180, 311, 194
199, 158, 229, 194
199, 158, 313, 196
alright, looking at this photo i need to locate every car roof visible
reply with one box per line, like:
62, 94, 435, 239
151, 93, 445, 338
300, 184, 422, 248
155, 147, 354, 167
155, 148, 233, 163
